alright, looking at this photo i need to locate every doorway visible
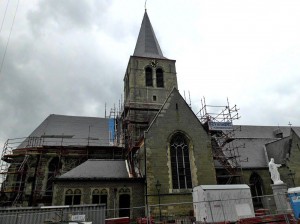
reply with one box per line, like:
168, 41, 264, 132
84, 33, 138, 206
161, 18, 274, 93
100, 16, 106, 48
119, 194, 130, 217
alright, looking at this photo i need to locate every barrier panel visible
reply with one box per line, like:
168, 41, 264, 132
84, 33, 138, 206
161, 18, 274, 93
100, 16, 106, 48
0, 204, 105, 224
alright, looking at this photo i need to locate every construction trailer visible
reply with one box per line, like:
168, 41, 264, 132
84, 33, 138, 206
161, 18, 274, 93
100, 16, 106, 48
193, 184, 255, 223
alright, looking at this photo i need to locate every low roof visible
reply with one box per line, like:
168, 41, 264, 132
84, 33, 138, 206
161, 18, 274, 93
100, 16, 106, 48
58, 159, 129, 180
18, 114, 112, 148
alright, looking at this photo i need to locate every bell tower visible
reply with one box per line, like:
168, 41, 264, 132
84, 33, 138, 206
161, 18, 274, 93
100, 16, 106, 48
122, 10, 178, 150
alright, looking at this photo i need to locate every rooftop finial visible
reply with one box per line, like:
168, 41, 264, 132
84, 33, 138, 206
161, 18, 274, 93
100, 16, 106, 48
145, 0, 147, 11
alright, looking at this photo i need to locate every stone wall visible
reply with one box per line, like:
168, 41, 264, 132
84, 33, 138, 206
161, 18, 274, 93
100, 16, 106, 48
124, 56, 177, 105
144, 89, 216, 215
53, 179, 145, 218
287, 129, 300, 186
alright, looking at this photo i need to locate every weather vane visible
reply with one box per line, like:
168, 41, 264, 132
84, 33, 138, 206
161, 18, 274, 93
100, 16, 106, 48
145, 0, 147, 11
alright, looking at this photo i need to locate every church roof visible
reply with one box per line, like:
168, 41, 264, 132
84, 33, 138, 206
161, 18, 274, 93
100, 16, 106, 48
18, 114, 112, 148
133, 10, 166, 59
58, 159, 130, 180
233, 125, 292, 139
216, 125, 296, 169
265, 137, 291, 164
292, 127, 300, 137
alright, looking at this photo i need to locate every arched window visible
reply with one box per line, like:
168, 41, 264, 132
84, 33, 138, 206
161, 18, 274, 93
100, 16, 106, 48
92, 189, 108, 206
145, 67, 153, 87
46, 157, 62, 196
15, 164, 27, 193
65, 189, 81, 205
170, 133, 192, 189
156, 68, 164, 87
249, 172, 264, 208
119, 188, 130, 217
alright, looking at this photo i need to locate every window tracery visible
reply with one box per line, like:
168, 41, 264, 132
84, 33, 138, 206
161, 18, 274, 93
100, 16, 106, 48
170, 133, 192, 189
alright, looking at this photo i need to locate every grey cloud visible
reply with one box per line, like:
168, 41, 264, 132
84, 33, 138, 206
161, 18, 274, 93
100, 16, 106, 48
0, 1, 123, 148
27, 0, 110, 35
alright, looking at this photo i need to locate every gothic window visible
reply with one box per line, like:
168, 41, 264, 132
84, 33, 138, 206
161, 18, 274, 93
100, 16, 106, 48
156, 68, 164, 88
119, 188, 130, 217
145, 67, 153, 87
92, 189, 108, 206
65, 189, 81, 205
249, 172, 264, 208
15, 165, 27, 193
170, 133, 192, 189
46, 157, 62, 196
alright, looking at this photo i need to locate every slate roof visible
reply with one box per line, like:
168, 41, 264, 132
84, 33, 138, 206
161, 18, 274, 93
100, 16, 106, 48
217, 125, 296, 169
18, 114, 112, 148
233, 125, 292, 139
58, 159, 129, 180
133, 11, 166, 59
233, 138, 273, 168
265, 137, 291, 164
292, 127, 300, 137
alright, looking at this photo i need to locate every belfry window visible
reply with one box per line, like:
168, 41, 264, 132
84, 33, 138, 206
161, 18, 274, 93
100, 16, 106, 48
156, 68, 164, 87
170, 133, 192, 189
145, 67, 153, 87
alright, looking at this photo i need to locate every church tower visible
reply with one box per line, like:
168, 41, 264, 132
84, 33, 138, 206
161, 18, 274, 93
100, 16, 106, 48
122, 10, 178, 150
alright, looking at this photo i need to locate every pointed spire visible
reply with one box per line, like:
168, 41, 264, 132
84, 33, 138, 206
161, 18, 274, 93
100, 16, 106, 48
133, 11, 166, 59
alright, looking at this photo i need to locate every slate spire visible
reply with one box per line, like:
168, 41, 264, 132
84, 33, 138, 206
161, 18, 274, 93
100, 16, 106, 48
133, 10, 166, 59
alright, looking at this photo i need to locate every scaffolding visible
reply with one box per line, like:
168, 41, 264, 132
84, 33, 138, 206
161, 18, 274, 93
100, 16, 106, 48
0, 138, 31, 206
196, 97, 243, 184
120, 99, 161, 178
0, 136, 125, 207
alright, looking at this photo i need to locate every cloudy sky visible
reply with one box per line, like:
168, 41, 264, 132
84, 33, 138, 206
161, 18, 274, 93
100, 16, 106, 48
1, 0, 300, 149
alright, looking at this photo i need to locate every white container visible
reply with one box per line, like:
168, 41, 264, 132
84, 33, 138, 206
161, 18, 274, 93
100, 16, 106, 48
193, 184, 255, 223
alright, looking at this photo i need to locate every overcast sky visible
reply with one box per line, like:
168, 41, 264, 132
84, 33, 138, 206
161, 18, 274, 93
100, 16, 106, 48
1, 0, 300, 149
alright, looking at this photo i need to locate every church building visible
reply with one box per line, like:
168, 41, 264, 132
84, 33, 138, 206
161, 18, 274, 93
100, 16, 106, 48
0, 9, 300, 221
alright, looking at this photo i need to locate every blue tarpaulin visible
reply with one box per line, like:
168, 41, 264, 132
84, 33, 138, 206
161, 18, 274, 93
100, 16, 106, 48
288, 187, 300, 220
108, 118, 115, 143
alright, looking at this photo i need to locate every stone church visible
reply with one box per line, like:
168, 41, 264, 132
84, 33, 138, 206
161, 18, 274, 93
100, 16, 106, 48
0, 10, 300, 220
